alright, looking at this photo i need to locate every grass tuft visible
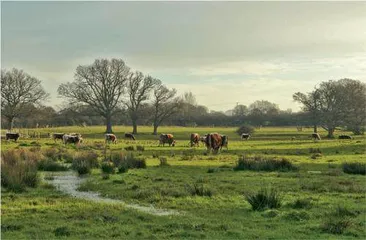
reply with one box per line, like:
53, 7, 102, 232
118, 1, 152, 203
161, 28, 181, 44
342, 162, 366, 175
234, 155, 297, 172
245, 188, 282, 211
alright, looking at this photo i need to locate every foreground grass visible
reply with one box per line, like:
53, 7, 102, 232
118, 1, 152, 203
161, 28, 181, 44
1, 126, 365, 239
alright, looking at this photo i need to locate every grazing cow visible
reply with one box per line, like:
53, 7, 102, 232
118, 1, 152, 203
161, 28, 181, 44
338, 135, 352, 140
124, 133, 136, 140
205, 133, 223, 153
6, 133, 20, 142
220, 135, 229, 150
190, 133, 200, 147
63, 134, 82, 145
105, 133, 117, 144
241, 133, 251, 140
311, 133, 321, 141
52, 133, 65, 142
159, 134, 176, 147
200, 135, 207, 143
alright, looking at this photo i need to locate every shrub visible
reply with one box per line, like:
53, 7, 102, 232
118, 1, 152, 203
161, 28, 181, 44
290, 198, 312, 209
186, 182, 213, 197
136, 145, 145, 151
124, 146, 135, 151
38, 160, 68, 171
159, 157, 169, 167
72, 151, 99, 175
236, 124, 255, 136
101, 161, 115, 174
342, 162, 366, 175
234, 155, 297, 172
1, 149, 40, 192
245, 188, 282, 211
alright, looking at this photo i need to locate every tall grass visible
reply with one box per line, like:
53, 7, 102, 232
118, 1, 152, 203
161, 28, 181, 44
110, 152, 146, 173
245, 188, 282, 211
342, 162, 366, 175
234, 155, 298, 172
1, 149, 41, 192
72, 151, 99, 175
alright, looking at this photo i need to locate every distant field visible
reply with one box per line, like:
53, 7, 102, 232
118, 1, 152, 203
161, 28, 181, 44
1, 126, 365, 239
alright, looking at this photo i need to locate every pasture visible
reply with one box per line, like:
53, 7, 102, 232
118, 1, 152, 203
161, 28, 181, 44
1, 126, 366, 239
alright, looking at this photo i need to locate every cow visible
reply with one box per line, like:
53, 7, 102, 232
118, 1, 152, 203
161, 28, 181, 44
159, 134, 176, 147
190, 133, 200, 147
63, 134, 82, 145
5, 133, 20, 142
105, 133, 117, 144
205, 133, 222, 153
220, 135, 229, 150
311, 133, 321, 141
241, 133, 251, 140
200, 135, 207, 143
52, 133, 65, 142
124, 133, 136, 140
338, 135, 352, 140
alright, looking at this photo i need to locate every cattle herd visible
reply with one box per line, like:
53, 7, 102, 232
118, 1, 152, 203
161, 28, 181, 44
1, 130, 354, 150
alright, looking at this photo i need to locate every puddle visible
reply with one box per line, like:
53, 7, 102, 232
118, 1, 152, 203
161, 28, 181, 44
46, 171, 180, 216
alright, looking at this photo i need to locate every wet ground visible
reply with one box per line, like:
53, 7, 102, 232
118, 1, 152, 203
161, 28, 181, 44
46, 171, 180, 216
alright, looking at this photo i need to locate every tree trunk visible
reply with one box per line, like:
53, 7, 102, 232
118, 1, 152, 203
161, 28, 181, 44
313, 124, 318, 133
7, 116, 14, 131
327, 128, 335, 138
152, 124, 158, 135
105, 114, 113, 133
132, 120, 138, 134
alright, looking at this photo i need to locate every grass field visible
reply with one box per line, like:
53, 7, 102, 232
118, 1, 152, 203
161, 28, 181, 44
1, 126, 366, 239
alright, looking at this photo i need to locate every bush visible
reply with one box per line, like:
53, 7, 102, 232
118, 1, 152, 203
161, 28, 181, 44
234, 155, 297, 172
136, 145, 145, 151
72, 151, 99, 175
186, 182, 213, 197
101, 161, 115, 174
124, 146, 135, 151
342, 162, 366, 175
245, 188, 282, 211
236, 124, 255, 136
38, 160, 68, 171
1, 149, 41, 192
159, 157, 169, 167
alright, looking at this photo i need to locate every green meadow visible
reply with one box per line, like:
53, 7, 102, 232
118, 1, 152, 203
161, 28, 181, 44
1, 126, 365, 239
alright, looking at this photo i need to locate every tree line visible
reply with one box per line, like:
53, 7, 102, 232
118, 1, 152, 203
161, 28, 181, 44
2, 58, 365, 136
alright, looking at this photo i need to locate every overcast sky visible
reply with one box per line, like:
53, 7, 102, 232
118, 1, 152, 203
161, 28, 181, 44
2, 1, 366, 112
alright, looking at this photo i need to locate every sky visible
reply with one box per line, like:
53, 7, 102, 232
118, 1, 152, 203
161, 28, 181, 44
2, 1, 366, 112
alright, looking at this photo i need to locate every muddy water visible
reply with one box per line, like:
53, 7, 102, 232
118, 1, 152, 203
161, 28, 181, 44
46, 171, 180, 216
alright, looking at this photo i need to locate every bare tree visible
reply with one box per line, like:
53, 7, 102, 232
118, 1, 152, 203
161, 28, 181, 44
58, 59, 129, 133
151, 84, 181, 135
1, 68, 49, 130
125, 72, 160, 134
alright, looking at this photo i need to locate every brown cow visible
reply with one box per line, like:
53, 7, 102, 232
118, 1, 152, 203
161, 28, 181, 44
159, 134, 175, 147
205, 133, 222, 153
124, 133, 136, 140
105, 133, 117, 144
190, 133, 200, 147
6, 133, 20, 142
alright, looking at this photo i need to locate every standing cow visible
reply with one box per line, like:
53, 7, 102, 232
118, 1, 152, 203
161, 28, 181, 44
220, 135, 229, 150
63, 134, 82, 145
190, 133, 200, 147
205, 133, 222, 153
52, 133, 65, 142
159, 134, 176, 147
105, 133, 117, 144
5, 133, 20, 142
241, 133, 251, 140
124, 133, 136, 140
311, 133, 321, 141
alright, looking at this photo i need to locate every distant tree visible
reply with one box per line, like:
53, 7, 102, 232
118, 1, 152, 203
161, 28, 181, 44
233, 104, 248, 117
293, 88, 321, 133
125, 72, 160, 134
236, 124, 255, 136
1, 68, 49, 130
58, 58, 130, 133
151, 84, 181, 135
294, 79, 366, 138
184, 91, 197, 106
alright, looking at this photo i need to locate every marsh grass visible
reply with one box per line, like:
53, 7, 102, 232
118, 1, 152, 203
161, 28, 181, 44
72, 151, 99, 175
234, 155, 297, 172
245, 188, 282, 211
342, 162, 366, 175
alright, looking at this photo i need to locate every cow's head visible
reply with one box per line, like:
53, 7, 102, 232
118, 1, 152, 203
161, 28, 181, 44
172, 140, 176, 147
